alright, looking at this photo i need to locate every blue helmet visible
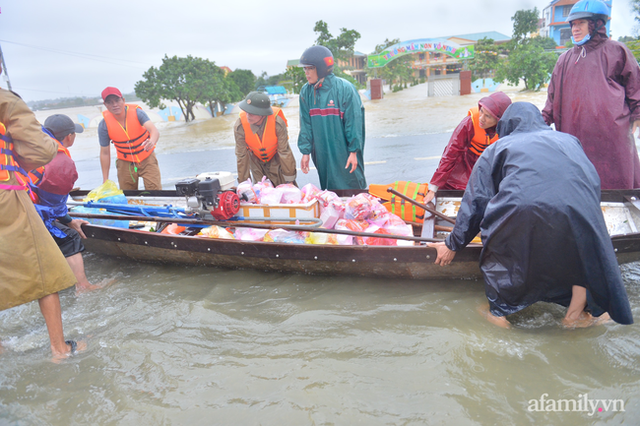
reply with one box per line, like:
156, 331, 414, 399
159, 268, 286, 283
567, 0, 610, 23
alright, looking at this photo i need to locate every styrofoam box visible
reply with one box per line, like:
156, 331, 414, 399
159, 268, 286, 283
238, 199, 320, 224
196, 171, 236, 191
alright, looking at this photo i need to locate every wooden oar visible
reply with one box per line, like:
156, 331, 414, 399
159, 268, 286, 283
69, 212, 444, 243
387, 187, 456, 225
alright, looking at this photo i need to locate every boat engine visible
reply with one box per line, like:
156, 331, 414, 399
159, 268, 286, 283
175, 177, 240, 220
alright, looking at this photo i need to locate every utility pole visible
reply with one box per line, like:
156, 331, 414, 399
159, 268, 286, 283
0, 43, 12, 91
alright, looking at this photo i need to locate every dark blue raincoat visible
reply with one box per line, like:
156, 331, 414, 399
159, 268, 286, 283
446, 102, 633, 324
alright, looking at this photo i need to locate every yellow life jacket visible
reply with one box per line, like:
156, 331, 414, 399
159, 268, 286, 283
369, 181, 429, 223
103, 104, 152, 163
468, 106, 499, 157
240, 107, 287, 163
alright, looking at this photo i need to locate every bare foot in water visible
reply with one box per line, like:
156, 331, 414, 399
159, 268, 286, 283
562, 311, 612, 329
75, 278, 116, 295
52, 340, 87, 363
477, 304, 511, 329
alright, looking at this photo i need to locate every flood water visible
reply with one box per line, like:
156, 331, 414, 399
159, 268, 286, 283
2, 84, 640, 425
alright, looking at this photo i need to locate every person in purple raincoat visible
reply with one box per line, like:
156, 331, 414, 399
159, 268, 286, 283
542, 0, 640, 189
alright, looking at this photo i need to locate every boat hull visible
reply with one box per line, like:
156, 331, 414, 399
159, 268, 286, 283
72, 189, 640, 280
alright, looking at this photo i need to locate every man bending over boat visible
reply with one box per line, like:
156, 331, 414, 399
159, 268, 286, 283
428, 102, 633, 328
234, 92, 297, 186
32, 114, 100, 294
98, 87, 161, 190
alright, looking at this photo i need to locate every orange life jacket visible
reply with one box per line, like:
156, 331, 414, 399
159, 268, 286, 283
388, 181, 429, 223
0, 122, 33, 192
240, 107, 287, 163
468, 106, 499, 157
102, 104, 152, 163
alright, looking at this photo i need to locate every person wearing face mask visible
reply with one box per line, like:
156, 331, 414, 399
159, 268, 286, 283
234, 91, 297, 187
297, 45, 366, 190
542, 0, 640, 190
424, 92, 512, 204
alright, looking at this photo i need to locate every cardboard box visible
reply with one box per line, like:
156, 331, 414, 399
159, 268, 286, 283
238, 200, 320, 225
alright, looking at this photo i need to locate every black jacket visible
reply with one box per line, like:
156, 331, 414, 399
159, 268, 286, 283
446, 102, 633, 324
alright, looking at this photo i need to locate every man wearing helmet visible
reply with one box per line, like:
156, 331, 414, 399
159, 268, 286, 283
297, 45, 367, 190
542, 0, 640, 189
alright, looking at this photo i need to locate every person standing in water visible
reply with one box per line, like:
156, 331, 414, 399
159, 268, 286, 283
0, 80, 82, 358
429, 102, 633, 329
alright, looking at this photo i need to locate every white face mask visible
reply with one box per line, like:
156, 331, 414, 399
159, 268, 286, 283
572, 33, 591, 46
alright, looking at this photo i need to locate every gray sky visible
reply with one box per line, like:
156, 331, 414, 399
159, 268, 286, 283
1, 0, 637, 102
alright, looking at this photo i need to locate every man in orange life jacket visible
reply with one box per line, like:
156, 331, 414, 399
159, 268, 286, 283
39, 114, 100, 294
234, 91, 297, 187
0, 80, 81, 358
98, 87, 161, 190
424, 92, 512, 204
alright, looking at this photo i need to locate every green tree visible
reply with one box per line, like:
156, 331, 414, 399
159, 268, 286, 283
313, 20, 362, 86
284, 66, 306, 94
200, 64, 243, 116
228, 69, 256, 96
624, 40, 640, 62
313, 20, 361, 63
495, 43, 557, 91
469, 37, 500, 80
532, 36, 558, 50
494, 8, 557, 91
511, 8, 540, 43
135, 55, 212, 122
633, 0, 640, 25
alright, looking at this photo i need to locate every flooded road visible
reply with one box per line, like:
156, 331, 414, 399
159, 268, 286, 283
2, 84, 640, 425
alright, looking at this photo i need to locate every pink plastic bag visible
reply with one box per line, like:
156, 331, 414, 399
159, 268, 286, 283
345, 193, 374, 221
277, 183, 303, 204
234, 227, 269, 241
301, 183, 322, 203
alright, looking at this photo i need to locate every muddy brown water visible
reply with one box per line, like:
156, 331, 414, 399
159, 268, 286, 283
2, 84, 639, 425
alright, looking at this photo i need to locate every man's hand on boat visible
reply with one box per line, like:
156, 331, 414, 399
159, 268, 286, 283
427, 242, 456, 266
68, 218, 89, 239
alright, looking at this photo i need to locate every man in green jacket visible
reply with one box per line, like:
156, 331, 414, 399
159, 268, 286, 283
297, 46, 366, 190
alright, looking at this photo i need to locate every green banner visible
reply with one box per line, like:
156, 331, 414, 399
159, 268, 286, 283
367, 38, 474, 68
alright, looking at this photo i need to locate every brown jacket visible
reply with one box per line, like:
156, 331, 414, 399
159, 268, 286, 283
0, 89, 75, 311
234, 114, 297, 187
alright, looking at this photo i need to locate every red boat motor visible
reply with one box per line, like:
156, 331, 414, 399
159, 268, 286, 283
175, 177, 239, 220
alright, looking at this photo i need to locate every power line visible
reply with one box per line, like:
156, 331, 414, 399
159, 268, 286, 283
0, 39, 153, 69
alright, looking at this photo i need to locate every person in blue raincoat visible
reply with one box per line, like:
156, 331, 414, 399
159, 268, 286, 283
429, 102, 633, 329
297, 46, 366, 190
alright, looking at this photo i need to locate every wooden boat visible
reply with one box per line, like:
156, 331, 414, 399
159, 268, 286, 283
68, 189, 640, 280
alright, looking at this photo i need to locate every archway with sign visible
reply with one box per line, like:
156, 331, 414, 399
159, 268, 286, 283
367, 38, 474, 69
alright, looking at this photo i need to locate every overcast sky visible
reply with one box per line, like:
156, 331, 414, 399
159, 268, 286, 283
1, 0, 637, 102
